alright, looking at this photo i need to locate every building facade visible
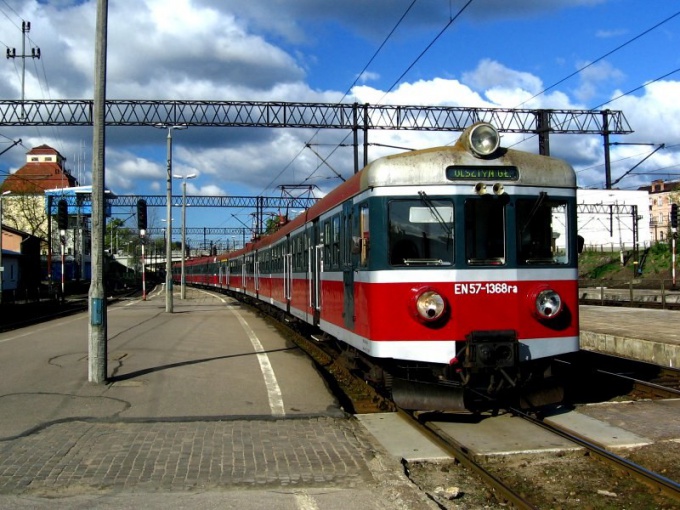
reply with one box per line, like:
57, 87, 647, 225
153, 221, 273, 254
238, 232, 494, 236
637, 179, 680, 243
0, 145, 78, 254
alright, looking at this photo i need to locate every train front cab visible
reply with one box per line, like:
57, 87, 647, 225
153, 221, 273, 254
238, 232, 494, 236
325, 124, 579, 411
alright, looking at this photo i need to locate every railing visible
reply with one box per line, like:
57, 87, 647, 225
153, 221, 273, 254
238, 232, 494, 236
579, 279, 680, 309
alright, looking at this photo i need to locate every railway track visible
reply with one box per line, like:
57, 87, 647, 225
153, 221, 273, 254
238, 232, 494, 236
558, 350, 680, 401
0, 287, 145, 332
403, 405, 680, 509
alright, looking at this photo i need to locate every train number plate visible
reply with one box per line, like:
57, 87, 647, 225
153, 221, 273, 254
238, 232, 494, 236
454, 282, 519, 295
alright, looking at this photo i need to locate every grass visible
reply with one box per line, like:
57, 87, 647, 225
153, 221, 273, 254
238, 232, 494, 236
578, 242, 678, 288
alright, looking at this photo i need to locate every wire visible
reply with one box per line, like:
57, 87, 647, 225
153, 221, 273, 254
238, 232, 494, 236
256, 0, 421, 198
514, 9, 680, 108
299, 0, 475, 188
590, 66, 680, 110
380, 0, 475, 100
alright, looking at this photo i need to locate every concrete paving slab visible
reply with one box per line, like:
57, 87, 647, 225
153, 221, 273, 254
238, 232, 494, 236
355, 413, 452, 462
573, 400, 680, 442
545, 409, 652, 449
433, 414, 579, 456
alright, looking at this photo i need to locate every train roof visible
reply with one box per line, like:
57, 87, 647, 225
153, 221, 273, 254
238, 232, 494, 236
361, 140, 576, 190
239, 123, 576, 252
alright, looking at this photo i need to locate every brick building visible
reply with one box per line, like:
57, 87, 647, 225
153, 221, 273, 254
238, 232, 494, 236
637, 179, 680, 243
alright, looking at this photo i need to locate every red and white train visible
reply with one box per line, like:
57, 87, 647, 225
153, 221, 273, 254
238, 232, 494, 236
177, 122, 579, 412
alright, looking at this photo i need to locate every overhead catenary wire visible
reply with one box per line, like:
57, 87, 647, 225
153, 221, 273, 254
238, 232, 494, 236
295, 0, 475, 188
256, 0, 420, 198
514, 9, 680, 109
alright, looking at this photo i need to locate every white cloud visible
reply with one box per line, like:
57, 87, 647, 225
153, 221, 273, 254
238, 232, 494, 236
1, 0, 679, 202
574, 60, 625, 103
462, 59, 543, 97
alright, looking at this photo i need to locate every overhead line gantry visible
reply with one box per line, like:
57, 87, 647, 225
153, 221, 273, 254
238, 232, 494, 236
0, 100, 632, 175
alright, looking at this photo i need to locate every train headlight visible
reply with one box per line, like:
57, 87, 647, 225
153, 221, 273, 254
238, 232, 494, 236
411, 288, 448, 324
468, 123, 500, 157
531, 288, 563, 320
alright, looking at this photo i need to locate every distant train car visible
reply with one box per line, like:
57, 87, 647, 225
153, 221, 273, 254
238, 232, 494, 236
179, 122, 579, 412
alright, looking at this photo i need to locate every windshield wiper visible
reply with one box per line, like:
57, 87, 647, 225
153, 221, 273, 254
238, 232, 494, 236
418, 191, 452, 237
520, 191, 547, 235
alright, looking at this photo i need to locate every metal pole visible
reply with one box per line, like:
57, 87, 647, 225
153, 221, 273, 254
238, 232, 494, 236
0, 195, 3, 304
88, 0, 108, 384
60, 234, 65, 297
673, 235, 677, 289
141, 233, 146, 300
181, 179, 186, 299
165, 129, 174, 313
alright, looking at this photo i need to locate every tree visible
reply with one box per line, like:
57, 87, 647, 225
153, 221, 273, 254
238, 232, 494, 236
105, 218, 136, 254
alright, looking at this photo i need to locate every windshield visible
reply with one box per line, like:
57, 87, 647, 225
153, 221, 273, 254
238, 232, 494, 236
516, 197, 569, 265
388, 198, 454, 266
465, 197, 506, 265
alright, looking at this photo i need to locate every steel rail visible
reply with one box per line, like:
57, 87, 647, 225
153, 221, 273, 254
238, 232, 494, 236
513, 407, 680, 503
595, 368, 680, 399
400, 410, 539, 509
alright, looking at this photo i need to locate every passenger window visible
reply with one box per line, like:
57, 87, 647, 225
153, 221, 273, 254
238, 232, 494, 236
359, 204, 369, 267
332, 216, 340, 268
465, 198, 505, 265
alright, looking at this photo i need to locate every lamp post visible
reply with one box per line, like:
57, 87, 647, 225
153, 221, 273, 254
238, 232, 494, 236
0, 191, 10, 304
173, 173, 196, 299
155, 124, 187, 313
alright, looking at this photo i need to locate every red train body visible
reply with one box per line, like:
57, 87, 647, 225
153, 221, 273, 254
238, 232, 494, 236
176, 123, 579, 412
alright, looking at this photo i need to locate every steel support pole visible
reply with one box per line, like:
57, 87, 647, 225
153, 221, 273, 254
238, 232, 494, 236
181, 180, 186, 299
0, 196, 3, 304
141, 234, 146, 300
165, 129, 174, 313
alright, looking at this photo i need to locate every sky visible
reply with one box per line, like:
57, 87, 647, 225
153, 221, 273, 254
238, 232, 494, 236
1, 0, 680, 247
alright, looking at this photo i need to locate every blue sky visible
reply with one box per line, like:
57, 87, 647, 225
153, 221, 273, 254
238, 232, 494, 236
1, 0, 680, 248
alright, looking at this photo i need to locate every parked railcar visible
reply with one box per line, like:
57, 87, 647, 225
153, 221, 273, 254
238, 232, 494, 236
178, 122, 579, 412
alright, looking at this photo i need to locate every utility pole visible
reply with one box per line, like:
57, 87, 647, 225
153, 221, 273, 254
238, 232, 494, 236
6, 21, 41, 120
89, 0, 108, 384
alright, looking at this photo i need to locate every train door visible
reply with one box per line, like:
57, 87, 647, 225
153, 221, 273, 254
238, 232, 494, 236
342, 201, 355, 330
284, 237, 292, 313
254, 253, 260, 298
241, 256, 246, 292
312, 220, 322, 326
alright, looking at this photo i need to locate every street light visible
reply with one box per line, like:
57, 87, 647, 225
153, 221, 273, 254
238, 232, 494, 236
0, 191, 11, 304
173, 173, 196, 299
154, 124, 187, 313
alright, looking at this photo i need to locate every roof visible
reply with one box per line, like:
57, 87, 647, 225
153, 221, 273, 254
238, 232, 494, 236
27, 145, 63, 156
1, 147, 77, 193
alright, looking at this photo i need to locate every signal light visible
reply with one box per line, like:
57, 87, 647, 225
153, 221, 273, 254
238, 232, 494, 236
671, 203, 678, 229
57, 199, 68, 232
137, 199, 147, 230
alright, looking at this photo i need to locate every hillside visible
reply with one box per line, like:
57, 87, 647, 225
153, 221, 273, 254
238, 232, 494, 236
578, 243, 678, 289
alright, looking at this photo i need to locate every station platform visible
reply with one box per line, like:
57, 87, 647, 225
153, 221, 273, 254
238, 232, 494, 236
579, 304, 680, 368
0, 287, 434, 510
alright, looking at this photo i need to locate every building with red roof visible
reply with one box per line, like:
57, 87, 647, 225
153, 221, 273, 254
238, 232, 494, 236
0, 145, 77, 193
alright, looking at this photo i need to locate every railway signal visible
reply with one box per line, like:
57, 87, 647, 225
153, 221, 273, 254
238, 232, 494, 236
57, 199, 68, 233
137, 199, 147, 232
671, 203, 678, 230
